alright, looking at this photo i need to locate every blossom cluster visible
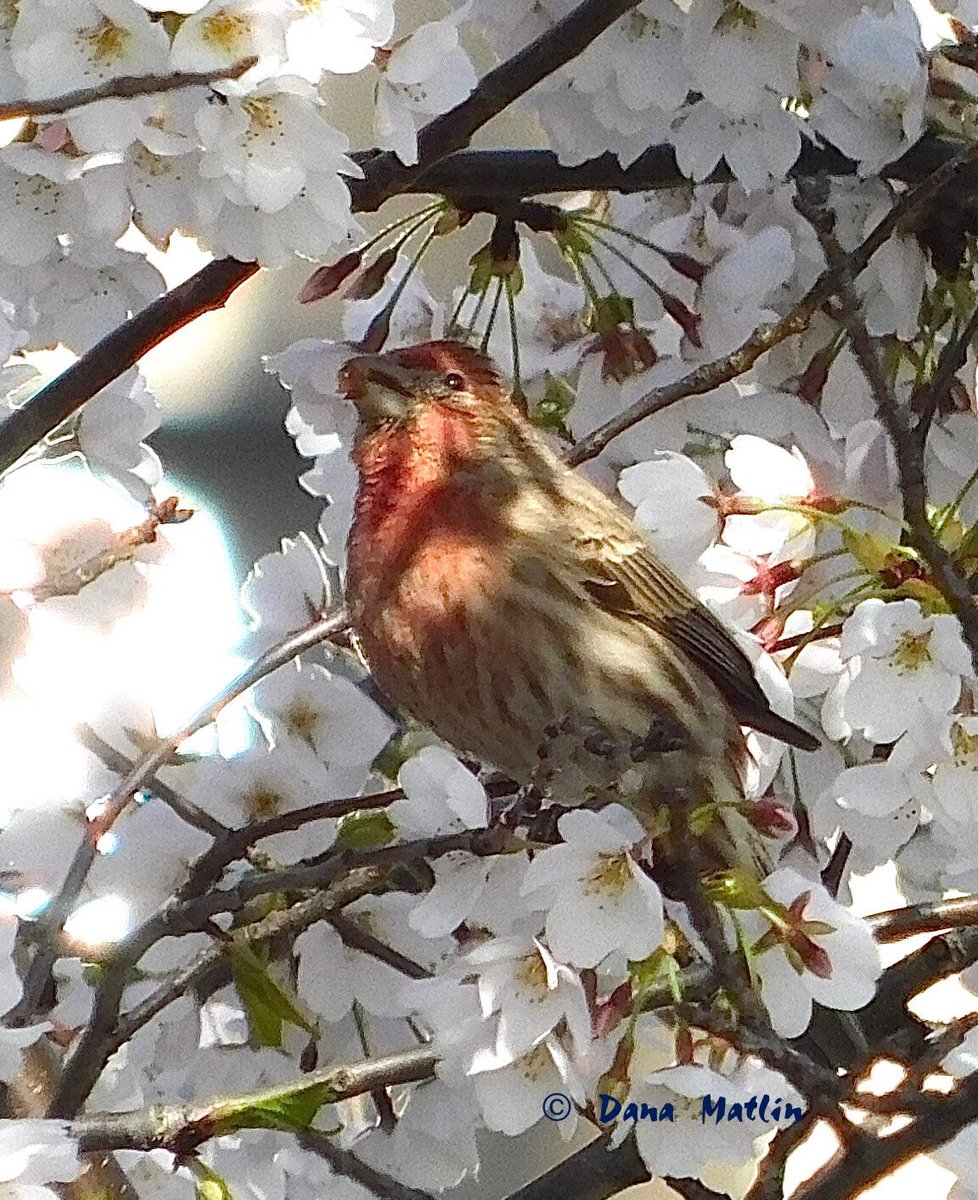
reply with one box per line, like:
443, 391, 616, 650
5, 0, 978, 1198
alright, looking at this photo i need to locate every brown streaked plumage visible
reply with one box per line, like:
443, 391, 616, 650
340, 340, 817, 863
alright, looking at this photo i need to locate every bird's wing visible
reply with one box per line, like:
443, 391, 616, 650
577, 532, 819, 751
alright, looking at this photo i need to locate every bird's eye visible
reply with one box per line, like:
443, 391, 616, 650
444, 372, 465, 391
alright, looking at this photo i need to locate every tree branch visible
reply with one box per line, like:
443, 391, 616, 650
69, 1047, 438, 1154
867, 895, 978, 942
0, 0, 640, 478
6, 608, 349, 1028
297, 1129, 436, 1200
794, 176, 978, 671
566, 138, 978, 467
0, 256, 261, 474
404, 131, 966, 202
0, 58, 257, 121
48, 862, 391, 1117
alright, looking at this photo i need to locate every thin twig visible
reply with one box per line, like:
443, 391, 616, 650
6, 608, 349, 1028
911, 301, 978, 446
566, 138, 978, 468
821, 834, 852, 898
74, 721, 227, 839
12, 496, 192, 602
0, 57, 258, 121
0, 0, 641, 479
866, 894, 978, 942
48, 864, 390, 1117
69, 1047, 439, 1154
794, 177, 978, 671
328, 913, 433, 980
297, 1130, 436, 1200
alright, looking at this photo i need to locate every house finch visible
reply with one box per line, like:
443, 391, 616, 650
340, 340, 817, 873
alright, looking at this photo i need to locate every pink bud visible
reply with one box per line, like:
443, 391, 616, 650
748, 798, 798, 839
37, 120, 71, 152
359, 307, 392, 353
297, 251, 362, 303
593, 980, 632, 1039
661, 294, 702, 347
346, 247, 399, 301
661, 250, 709, 285
751, 613, 785, 651
742, 560, 802, 597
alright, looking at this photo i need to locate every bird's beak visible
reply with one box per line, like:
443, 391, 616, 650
338, 353, 414, 429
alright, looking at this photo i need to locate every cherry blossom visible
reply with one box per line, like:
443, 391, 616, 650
75, 368, 162, 500
168, 0, 291, 73
521, 807, 664, 968
0, 1119, 82, 1190
194, 75, 362, 264
240, 532, 333, 647
740, 867, 881, 1037
829, 598, 971, 744
373, 17, 477, 165
618, 451, 720, 574
393, 746, 488, 835
250, 660, 395, 784
466, 936, 591, 1067
285, 0, 395, 79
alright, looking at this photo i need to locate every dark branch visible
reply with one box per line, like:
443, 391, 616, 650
0, 58, 257, 120
867, 894, 978, 942
794, 176, 978, 672
0, 0, 641, 479
70, 1047, 439, 1154
567, 138, 978, 467
349, 0, 643, 212
7, 608, 349, 1029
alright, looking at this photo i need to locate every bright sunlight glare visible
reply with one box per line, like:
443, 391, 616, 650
63, 894, 132, 947
0, 462, 249, 817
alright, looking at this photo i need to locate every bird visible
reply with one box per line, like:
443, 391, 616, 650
338, 339, 818, 874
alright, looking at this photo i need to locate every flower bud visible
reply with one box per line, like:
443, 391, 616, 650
747, 798, 798, 839
297, 250, 362, 303
346, 247, 398, 300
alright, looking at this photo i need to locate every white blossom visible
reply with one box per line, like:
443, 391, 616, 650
285, 0, 395, 78
393, 745, 488, 835
169, 0, 291, 73
467, 936, 591, 1068
521, 808, 664, 968
742, 867, 881, 1037
76, 368, 162, 500
193, 76, 362, 264
250, 660, 393, 779
829, 599, 971, 744
618, 451, 720, 574
374, 17, 477, 165
0, 1119, 82, 1187
240, 532, 333, 646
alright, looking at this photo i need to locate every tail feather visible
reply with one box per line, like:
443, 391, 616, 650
749, 709, 820, 752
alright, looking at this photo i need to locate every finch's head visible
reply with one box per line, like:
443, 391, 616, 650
337, 340, 504, 440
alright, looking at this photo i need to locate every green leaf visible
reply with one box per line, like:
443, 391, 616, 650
554, 222, 591, 259
192, 1163, 234, 1200
335, 809, 396, 851
588, 293, 634, 335
229, 939, 315, 1048
532, 372, 576, 433
373, 726, 439, 779
210, 1078, 339, 1137
628, 949, 670, 990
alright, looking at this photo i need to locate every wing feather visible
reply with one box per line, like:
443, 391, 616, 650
580, 536, 819, 751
